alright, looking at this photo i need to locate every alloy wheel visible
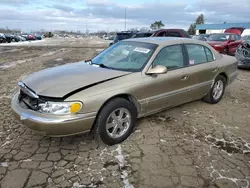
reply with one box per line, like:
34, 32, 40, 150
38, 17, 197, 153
106, 108, 132, 139
212, 80, 224, 100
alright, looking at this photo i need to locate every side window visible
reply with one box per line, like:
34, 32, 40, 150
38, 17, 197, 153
153, 45, 184, 69
186, 44, 207, 65
166, 32, 181, 37
231, 35, 236, 41
204, 47, 214, 62
235, 35, 241, 40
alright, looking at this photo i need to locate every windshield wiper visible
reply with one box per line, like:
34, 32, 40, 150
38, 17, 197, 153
99, 63, 113, 69
87, 60, 112, 69
85, 59, 92, 64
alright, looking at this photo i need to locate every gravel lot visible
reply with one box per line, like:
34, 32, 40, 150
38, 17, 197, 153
0, 37, 249, 188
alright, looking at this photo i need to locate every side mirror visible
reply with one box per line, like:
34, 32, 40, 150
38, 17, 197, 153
146, 65, 168, 75
229, 39, 235, 43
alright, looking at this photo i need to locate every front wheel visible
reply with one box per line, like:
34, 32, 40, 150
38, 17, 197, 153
203, 75, 226, 104
94, 98, 137, 145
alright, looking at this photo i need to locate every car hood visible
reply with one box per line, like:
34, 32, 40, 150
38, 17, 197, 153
207, 41, 227, 46
23, 61, 130, 98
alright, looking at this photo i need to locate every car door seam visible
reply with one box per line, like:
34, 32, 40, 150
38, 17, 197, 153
138, 80, 213, 104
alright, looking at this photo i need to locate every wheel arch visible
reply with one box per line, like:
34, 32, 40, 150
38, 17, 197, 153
90, 93, 141, 130
218, 72, 228, 85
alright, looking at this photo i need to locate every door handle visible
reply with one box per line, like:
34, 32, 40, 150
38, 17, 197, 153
180, 75, 189, 81
212, 68, 218, 73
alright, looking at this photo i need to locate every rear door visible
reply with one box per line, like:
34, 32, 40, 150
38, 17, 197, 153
183, 44, 218, 101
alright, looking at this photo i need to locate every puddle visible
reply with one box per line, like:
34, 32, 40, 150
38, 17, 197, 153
205, 135, 250, 154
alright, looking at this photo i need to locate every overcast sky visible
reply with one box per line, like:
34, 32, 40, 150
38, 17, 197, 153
0, 0, 249, 32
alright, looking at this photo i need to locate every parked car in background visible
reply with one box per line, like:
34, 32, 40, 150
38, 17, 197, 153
132, 31, 154, 38
0, 33, 6, 43
4, 34, 16, 43
242, 35, 250, 42
21, 35, 29, 40
35, 35, 42, 40
132, 29, 191, 38
109, 31, 137, 46
104, 36, 114, 40
207, 33, 242, 55
12, 37, 237, 145
17, 35, 26, 41
192, 34, 211, 41
225, 27, 245, 36
27, 34, 36, 40
235, 41, 250, 68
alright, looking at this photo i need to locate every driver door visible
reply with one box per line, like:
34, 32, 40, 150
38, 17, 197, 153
142, 44, 191, 115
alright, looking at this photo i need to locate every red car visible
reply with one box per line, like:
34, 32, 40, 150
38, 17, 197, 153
207, 28, 244, 55
132, 29, 191, 38
27, 35, 36, 40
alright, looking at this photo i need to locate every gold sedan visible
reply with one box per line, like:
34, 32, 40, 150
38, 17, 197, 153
12, 37, 238, 145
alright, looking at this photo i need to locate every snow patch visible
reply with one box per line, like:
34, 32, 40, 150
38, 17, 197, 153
114, 145, 134, 188
22, 159, 32, 162
41, 51, 57, 57
55, 58, 63, 61
207, 162, 250, 188
0, 162, 8, 167
0, 59, 30, 69
0, 40, 44, 46
160, 139, 166, 143
1, 135, 12, 147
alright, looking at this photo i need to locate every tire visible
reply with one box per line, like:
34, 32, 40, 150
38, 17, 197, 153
203, 75, 226, 104
94, 98, 137, 145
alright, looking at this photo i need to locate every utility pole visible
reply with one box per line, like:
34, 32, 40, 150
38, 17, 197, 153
124, 7, 127, 31
86, 20, 88, 35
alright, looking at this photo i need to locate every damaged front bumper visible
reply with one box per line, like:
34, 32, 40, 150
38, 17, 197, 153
236, 42, 250, 68
11, 93, 96, 136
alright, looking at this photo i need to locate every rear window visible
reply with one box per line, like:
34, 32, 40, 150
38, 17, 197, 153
115, 34, 130, 41
133, 32, 152, 38
204, 47, 214, 62
166, 32, 181, 37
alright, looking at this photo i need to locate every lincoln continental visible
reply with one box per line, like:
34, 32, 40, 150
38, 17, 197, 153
12, 37, 238, 145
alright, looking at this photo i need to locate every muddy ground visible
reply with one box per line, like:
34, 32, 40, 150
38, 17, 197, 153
0, 38, 249, 188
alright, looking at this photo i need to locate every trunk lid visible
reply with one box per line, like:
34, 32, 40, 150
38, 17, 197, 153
224, 27, 245, 35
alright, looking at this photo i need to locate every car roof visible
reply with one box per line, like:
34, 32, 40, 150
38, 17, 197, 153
125, 37, 198, 45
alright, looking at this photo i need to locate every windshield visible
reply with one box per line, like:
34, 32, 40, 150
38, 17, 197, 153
193, 35, 206, 40
91, 41, 157, 72
243, 36, 250, 40
207, 34, 230, 41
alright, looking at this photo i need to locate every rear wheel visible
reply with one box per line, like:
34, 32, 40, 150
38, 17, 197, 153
94, 98, 137, 145
203, 75, 226, 104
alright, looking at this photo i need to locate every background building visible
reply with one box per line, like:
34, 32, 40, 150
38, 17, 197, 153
196, 23, 250, 36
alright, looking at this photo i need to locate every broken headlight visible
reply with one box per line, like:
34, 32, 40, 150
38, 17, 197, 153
38, 101, 82, 115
